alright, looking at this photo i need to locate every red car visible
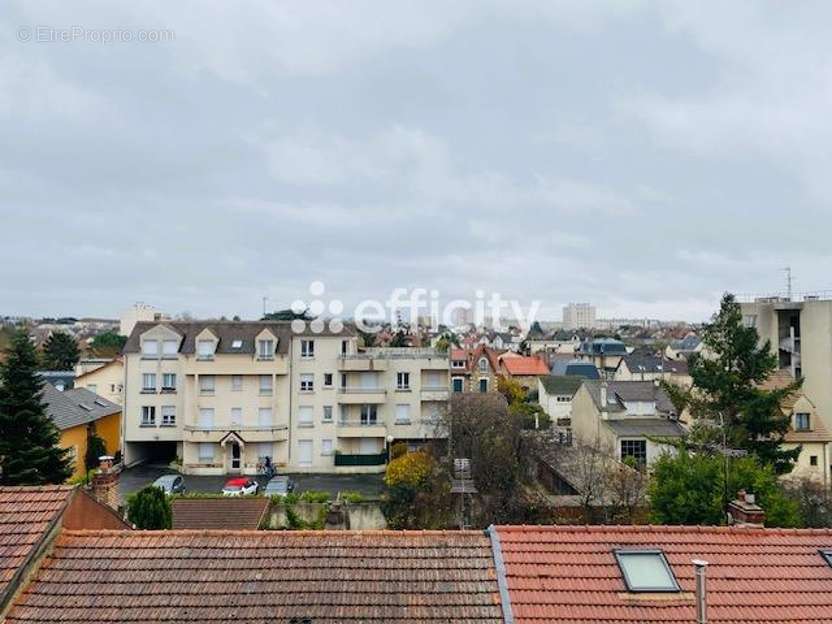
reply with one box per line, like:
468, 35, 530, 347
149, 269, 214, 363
221, 477, 259, 496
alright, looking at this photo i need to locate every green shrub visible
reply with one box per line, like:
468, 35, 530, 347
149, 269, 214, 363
341, 491, 363, 504
127, 485, 172, 529
299, 490, 330, 503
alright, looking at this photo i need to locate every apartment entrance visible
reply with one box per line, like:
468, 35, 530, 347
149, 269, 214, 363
230, 442, 241, 472
220, 432, 246, 474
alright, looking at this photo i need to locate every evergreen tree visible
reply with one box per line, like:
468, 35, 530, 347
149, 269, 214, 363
127, 485, 172, 529
0, 330, 73, 484
84, 431, 108, 471
41, 331, 80, 370
89, 330, 127, 357
680, 293, 800, 473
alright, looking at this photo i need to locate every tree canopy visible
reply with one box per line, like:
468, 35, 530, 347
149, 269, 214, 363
41, 331, 80, 370
90, 330, 127, 357
127, 485, 172, 529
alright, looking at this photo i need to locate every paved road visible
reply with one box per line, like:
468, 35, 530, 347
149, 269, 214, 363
119, 464, 385, 502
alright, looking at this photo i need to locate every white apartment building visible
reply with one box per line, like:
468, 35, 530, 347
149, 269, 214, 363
122, 320, 449, 475
562, 303, 596, 330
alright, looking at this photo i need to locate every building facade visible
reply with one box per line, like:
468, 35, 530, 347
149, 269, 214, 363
562, 303, 596, 330
122, 321, 448, 475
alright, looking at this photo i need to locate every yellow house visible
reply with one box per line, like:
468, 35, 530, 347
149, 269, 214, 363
41, 383, 122, 480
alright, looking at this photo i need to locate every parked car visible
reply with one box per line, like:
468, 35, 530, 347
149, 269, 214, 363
222, 477, 259, 496
151, 474, 185, 495
264, 475, 295, 497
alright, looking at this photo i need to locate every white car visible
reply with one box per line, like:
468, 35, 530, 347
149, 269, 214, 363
221, 478, 259, 496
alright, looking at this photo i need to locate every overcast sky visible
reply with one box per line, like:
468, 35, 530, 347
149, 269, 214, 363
2, 2, 831, 322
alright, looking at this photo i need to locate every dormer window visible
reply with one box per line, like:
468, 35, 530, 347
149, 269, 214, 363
614, 549, 680, 592
821, 550, 832, 567
452, 360, 465, 369
258, 339, 274, 359
795, 412, 811, 431
142, 340, 159, 357
231, 339, 243, 350
478, 357, 488, 372
197, 340, 215, 359
162, 339, 179, 357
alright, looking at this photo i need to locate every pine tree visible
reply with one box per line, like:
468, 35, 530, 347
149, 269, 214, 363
41, 331, 80, 370
0, 330, 73, 484
683, 293, 800, 473
127, 485, 172, 529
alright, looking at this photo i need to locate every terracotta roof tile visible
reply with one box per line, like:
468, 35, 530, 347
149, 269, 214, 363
495, 524, 832, 623
0, 486, 74, 602
6, 530, 502, 623
501, 357, 550, 376
171, 498, 269, 530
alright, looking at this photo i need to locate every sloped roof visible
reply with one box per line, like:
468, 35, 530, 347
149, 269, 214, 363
5, 530, 502, 623
0, 486, 74, 604
583, 380, 676, 414
605, 418, 685, 438
621, 350, 689, 375
171, 498, 270, 530
40, 383, 120, 431
539, 375, 585, 397
502, 356, 550, 376
123, 320, 356, 356
495, 524, 832, 624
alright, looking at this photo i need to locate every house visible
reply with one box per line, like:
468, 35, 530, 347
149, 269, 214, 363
495, 522, 832, 623
570, 380, 684, 466
121, 320, 449, 475
36, 370, 74, 392
40, 383, 121, 480
498, 354, 549, 390
665, 332, 703, 360
549, 356, 600, 379
0, 485, 128, 614
171, 497, 270, 530
73, 357, 124, 405
576, 337, 628, 377
527, 326, 581, 355
614, 349, 692, 387
759, 368, 832, 486
537, 375, 584, 425
449, 345, 501, 394
4, 530, 503, 623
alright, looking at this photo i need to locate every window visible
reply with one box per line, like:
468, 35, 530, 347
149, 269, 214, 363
197, 340, 215, 358
162, 339, 178, 356
396, 372, 410, 390
614, 550, 680, 592
199, 375, 215, 394
162, 373, 176, 391
298, 406, 313, 427
452, 378, 464, 393
258, 339, 274, 359
87, 384, 98, 394
821, 550, 832, 568
324, 373, 333, 387
301, 339, 314, 358
478, 357, 488, 372
142, 340, 159, 356
795, 412, 811, 431
340, 373, 347, 389
300, 374, 314, 392
620, 440, 647, 466
810, 455, 819, 466
479, 378, 488, 393
142, 373, 156, 392
259, 375, 273, 395
395, 404, 411, 425
341, 340, 348, 355
231, 339, 243, 350
556, 395, 571, 403
230, 407, 242, 426
198, 443, 213, 461
258, 408, 272, 426
360, 404, 378, 425
321, 439, 333, 455
141, 406, 156, 426
323, 405, 333, 423
452, 359, 465, 369
199, 408, 215, 428
232, 375, 243, 391
161, 406, 176, 427
425, 371, 441, 389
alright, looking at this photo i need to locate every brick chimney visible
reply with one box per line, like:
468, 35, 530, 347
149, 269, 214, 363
91, 455, 119, 510
728, 490, 765, 527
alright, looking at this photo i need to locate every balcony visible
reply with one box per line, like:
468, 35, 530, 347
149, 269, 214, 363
338, 357, 388, 372
182, 356, 289, 376
420, 386, 449, 401
334, 451, 388, 466
337, 388, 387, 404
183, 424, 289, 443
336, 419, 387, 438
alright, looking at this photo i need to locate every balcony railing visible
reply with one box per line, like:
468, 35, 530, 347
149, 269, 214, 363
183, 424, 288, 432
338, 419, 383, 427
338, 388, 387, 395
334, 451, 388, 466
341, 348, 446, 360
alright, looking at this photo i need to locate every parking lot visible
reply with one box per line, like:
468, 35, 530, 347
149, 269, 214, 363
118, 463, 386, 502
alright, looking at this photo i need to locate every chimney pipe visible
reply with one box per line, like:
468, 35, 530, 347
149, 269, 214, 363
693, 559, 708, 624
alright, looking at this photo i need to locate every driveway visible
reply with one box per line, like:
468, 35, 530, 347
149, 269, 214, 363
119, 464, 385, 502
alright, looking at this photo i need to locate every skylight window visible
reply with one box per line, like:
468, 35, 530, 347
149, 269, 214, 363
94, 399, 108, 407
614, 549, 680, 592
79, 403, 93, 412
821, 550, 832, 567
232, 339, 243, 349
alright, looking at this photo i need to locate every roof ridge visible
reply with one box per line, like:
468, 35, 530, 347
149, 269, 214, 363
494, 524, 832, 535
60, 528, 489, 537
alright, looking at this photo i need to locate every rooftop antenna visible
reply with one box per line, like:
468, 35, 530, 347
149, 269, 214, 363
262, 296, 268, 318
783, 267, 792, 300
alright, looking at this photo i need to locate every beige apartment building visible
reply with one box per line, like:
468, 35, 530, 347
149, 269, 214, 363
122, 320, 449, 475
741, 296, 832, 483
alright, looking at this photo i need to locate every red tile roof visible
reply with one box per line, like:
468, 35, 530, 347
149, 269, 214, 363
6, 530, 503, 623
171, 497, 269, 530
501, 357, 550, 376
495, 524, 832, 623
0, 486, 74, 603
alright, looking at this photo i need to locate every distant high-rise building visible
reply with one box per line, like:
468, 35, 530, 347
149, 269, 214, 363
562, 303, 596, 330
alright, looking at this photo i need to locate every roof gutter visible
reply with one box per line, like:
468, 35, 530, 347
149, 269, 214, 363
486, 525, 514, 624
